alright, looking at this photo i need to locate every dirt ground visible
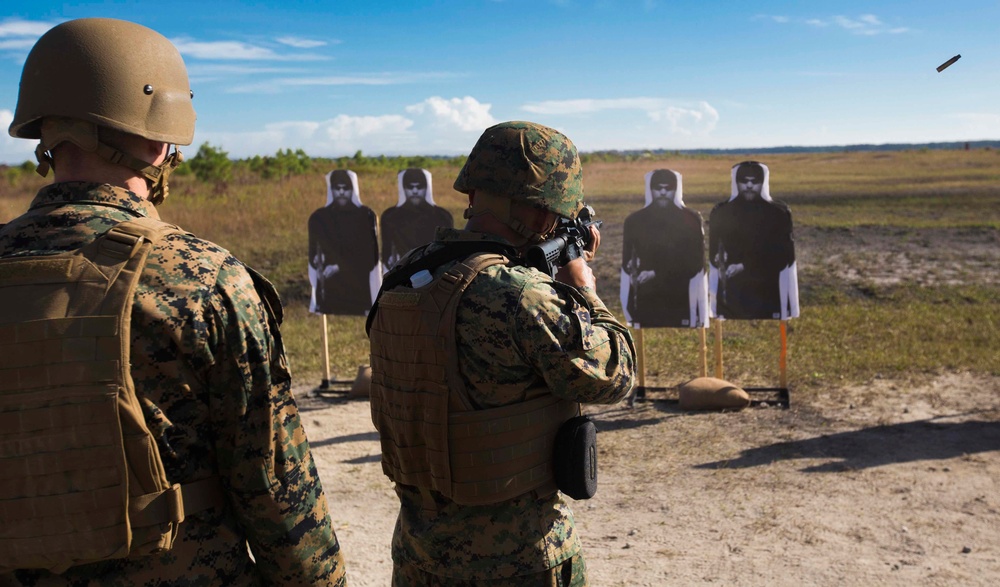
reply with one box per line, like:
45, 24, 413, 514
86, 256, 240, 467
297, 225, 1000, 586
298, 373, 1000, 586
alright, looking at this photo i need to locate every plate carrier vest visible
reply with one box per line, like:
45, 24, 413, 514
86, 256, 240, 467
369, 252, 578, 506
0, 217, 223, 573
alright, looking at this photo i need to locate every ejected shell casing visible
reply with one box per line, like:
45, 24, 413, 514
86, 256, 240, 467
936, 54, 961, 72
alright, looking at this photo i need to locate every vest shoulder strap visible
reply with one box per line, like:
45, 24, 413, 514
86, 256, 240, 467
366, 240, 519, 334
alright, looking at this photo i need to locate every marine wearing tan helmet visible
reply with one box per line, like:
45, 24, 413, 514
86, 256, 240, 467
454, 121, 585, 243
9, 17, 195, 204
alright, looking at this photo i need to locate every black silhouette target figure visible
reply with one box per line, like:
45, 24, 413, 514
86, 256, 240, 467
307, 169, 381, 315
708, 161, 799, 321
379, 168, 453, 271
620, 169, 709, 329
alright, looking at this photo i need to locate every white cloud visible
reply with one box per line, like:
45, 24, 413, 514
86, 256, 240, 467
228, 75, 400, 94
0, 18, 55, 37
195, 114, 420, 159
806, 14, 909, 35
0, 39, 36, 50
521, 97, 719, 149
520, 97, 719, 139
191, 96, 498, 159
405, 96, 496, 132
0, 109, 37, 164
276, 36, 329, 49
171, 39, 278, 60
755, 14, 790, 24
187, 63, 302, 77
0, 18, 57, 59
322, 114, 414, 141
648, 101, 719, 135
227, 72, 455, 94
171, 38, 328, 61
522, 97, 666, 115
949, 112, 1000, 136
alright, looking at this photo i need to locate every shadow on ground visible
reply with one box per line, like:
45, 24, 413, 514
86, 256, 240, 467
695, 415, 1000, 472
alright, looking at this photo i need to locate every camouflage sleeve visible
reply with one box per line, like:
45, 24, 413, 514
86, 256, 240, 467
513, 274, 635, 403
206, 259, 346, 586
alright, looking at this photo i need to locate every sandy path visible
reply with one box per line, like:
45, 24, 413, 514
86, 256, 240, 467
297, 372, 1000, 586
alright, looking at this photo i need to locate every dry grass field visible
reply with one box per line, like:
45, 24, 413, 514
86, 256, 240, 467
2, 148, 999, 585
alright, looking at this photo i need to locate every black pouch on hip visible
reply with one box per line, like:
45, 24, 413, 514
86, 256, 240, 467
553, 415, 598, 500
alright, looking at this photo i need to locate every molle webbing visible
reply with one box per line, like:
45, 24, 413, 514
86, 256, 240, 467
370, 252, 578, 505
448, 394, 577, 503
0, 217, 223, 573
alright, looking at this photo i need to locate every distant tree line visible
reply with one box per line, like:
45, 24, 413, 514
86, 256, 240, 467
5, 140, 998, 188
2, 160, 38, 185
178, 143, 469, 187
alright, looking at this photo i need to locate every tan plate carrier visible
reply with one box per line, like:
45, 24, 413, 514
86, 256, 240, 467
0, 217, 223, 573
369, 252, 578, 506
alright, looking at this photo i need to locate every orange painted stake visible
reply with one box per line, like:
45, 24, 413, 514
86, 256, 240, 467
321, 314, 331, 386
714, 320, 723, 379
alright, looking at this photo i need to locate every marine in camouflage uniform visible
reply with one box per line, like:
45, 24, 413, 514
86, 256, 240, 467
0, 18, 345, 586
370, 122, 635, 586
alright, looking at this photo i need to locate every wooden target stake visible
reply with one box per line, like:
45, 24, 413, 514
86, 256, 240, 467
320, 314, 331, 389
699, 327, 708, 377
779, 320, 788, 388
635, 328, 646, 389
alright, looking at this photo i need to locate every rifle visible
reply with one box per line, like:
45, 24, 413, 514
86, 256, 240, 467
625, 253, 640, 319
714, 245, 728, 307
524, 205, 602, 278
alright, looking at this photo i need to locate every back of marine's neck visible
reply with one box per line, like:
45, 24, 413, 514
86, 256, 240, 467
464, 215, 526, 249
51, 147, 151, 199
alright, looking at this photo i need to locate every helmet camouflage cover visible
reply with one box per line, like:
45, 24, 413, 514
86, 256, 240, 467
454, 121, 584, 218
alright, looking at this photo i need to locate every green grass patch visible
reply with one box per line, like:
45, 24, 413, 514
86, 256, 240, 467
634, 283, 999, 392
3, 149, 998, 391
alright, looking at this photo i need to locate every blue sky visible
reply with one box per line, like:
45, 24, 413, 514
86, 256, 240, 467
0, 1, 997, 164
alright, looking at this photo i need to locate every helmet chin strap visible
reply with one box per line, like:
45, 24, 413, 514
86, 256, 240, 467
464, 191, 553, 245
37, 117, 182, 204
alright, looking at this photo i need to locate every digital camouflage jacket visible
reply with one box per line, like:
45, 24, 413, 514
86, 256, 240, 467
0, 183, 345, 587
386, 228, 635, 581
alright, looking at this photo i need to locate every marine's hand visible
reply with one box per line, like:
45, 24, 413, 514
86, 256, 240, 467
556, 257, 596, 290
583, 225, 600, 262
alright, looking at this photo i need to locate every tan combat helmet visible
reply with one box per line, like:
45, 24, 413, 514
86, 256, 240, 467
454, 121, 585, 243
9, 18, 196, 204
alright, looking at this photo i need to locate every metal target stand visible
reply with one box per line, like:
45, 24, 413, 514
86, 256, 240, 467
713, 319, 791, 408
313, 314, 359, 395
626, 325, 710, 407
626, 319, 790, 409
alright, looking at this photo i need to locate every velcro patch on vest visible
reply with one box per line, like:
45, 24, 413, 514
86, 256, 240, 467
0, 259, 74, 284
379, 290, 421, 308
